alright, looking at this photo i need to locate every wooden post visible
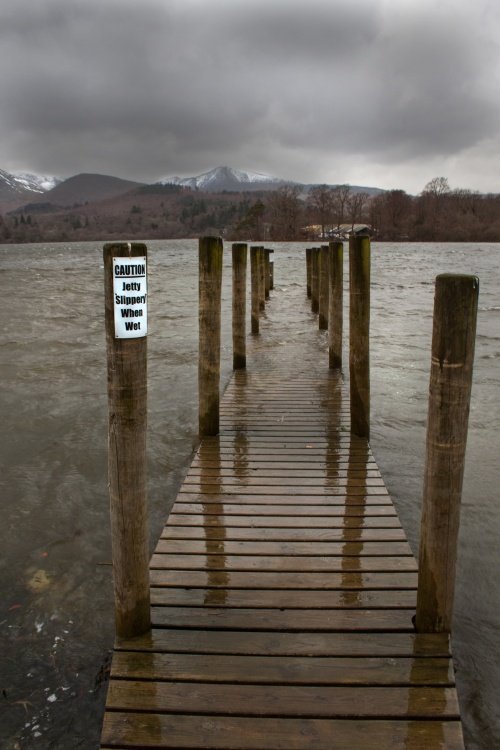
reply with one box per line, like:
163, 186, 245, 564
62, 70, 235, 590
318, 245, 329, 330
258, 247, 266, 311
103, 242, 150, 639
306, 248, 312, 298
311, 248, 319, 314
263, 249, 270, 300
416, 274, 479, 633
232, 243, 247, 370
270, 260, 274, 290
199, 236, 223, 436
250, 246, 260, 335
349, 235, 370, 439
329, 240, 343, 369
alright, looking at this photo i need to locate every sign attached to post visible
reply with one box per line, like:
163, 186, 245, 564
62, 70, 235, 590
112, 257, 147, 338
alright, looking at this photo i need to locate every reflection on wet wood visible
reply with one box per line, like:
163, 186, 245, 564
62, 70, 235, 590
150, 586, 417, 608
156, 539, 415, 556
101, 364, 464, 747
101, 714, 465, 750
106, 681, 460, 717
110, 651, 455, 685
115, 629, 452, 657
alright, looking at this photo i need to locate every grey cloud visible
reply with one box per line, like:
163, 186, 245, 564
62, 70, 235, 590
0, 0, 499, 190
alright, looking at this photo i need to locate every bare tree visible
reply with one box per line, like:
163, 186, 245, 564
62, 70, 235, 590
332, 184, 351, 228
268, 185, 303, 240
347, 191, 369, 229
308, 185, 335, 238
422, 176, 451, 196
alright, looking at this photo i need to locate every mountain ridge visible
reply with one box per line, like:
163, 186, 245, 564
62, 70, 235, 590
0, 165, 385, 212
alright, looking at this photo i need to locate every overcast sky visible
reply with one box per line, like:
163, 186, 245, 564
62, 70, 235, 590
1, 0, 499, 193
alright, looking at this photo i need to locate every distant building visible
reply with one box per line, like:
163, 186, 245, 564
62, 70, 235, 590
303, 223, 372, 240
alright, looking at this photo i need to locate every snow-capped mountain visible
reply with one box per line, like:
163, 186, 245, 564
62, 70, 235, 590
158, 166, 288, 192
13, 172, 62, 193
0, 168, 62, 203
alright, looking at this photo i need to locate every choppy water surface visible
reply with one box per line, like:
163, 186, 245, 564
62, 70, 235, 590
0, 240, 499, 749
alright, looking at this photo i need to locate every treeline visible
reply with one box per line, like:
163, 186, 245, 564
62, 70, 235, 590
1, 176, 499, 243
370, 177, 500, 242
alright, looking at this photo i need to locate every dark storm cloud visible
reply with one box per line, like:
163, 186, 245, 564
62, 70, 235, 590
1, 0, 499, 190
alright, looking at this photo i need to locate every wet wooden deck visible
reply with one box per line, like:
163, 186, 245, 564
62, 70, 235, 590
100, 367, 464, 748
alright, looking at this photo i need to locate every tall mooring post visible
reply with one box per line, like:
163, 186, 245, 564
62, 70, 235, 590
349, 235, 370, 439
258, 247, 266, 311
329, 240, 343, 369
199, 236, 223, 437
264, 249, 271, 300
311, 248, 320, 314
306, 248, 312, 299
232, 242, 247, 370
318, 245, 330, 330
416, 274, 479, 633
250, 246, 260, 335
103, 241, 150, 639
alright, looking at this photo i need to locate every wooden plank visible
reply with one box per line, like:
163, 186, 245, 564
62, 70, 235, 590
149, 553, 417, 572
171, 502, 398, 516
186, 467, 383, 477
114, 630, 452, 657
155, 540, 415, 556
148, 607, 416, 632
179, 486, 390, 496
175, 492, 392, 505
148, 569, 417, 590
182, 476, 387, 487
149, 587, 417, 609
110, 651, 455, 685
101, 713, 465, 749
166, 514, 403, 528
160, 527, 406, 541
106, 680, 460, 718
195, 451, 375, 461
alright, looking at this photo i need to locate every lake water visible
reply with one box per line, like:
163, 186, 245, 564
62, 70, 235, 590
0, 240, 499, 749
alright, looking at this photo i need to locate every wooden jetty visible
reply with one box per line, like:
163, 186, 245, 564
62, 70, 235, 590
100, 239, 477, 749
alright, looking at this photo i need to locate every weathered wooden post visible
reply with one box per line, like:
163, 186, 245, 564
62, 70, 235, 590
264, 249, 271, 300
199, 236, 223, 436
270, 260, 274, 290
318, 245, 329, 330
311, 248, 319, 314
349, 235, 370, 439
103, 242, 150, 639
250, 246, 260, 335
329, 240, 343, 369
232, 243, 247, 370
306, 248, 312, 298
258, 247, 266, 311
416, 274, 479, 633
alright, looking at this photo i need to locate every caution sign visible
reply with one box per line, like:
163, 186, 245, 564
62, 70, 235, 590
112, 257, 147, 338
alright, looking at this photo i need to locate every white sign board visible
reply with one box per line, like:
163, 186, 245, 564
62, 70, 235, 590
113, 257, 147, 338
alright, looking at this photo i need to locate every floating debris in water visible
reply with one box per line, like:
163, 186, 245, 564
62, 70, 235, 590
26, 569, 51, 594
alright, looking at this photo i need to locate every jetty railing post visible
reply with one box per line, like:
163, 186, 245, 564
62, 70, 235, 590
250, 246, 260, 335
329, 240, 343, 369
319, 245, 330, 330
103, 241, 150, 639
311, 248, 319, 314
416, 274, 479, 634
306, 248, 312, 298
232, 242, 247, 370
349, 235, 370, 439
199, 236, 223, 437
